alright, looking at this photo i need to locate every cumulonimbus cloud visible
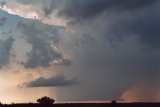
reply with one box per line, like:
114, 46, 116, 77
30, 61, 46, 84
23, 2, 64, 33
0, 0, 160, 102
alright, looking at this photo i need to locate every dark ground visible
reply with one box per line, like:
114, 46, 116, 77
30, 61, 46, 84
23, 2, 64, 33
1, 103, 160, 107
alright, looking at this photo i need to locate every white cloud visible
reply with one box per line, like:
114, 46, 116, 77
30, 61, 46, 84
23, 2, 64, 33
0, 0, 66, 26
1, 1, 40, 19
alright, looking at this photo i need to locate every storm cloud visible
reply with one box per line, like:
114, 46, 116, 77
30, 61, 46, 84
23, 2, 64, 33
39, 0, 160, 48
24, 75, 77, 87
17, 21, 71, 68
0, 0, 160, 103
57, 0, 158, 21
106, 5, 160, 48
54, 0, 160, 101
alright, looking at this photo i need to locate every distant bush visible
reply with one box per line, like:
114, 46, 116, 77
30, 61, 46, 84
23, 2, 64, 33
0, 102, 3, 105
37, 96, 55, 105
111, 100, 116, 104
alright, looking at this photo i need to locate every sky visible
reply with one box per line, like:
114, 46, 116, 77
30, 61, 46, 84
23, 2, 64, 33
0, 0, 160, 103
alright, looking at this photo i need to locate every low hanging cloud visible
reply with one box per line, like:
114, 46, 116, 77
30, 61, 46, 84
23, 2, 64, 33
17, 21, 71, 68
23, 75, 78, 87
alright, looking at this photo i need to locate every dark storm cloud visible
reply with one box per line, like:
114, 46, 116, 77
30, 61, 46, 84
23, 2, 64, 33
104, 2, 160, 48
43, 0, 157, 21
0, 37, 14, 68
17, 21, 71, 68
55, 0, 160, 100
0, 17, 7, 27
128, 14, 160, 48
57, 31, 160, 101
24, 75, 77, 87
42, 0, 160, 48
50, 0, 160, 48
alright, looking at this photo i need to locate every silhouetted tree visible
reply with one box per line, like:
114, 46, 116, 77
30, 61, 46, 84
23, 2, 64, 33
0, 102, 2, 105
111, 100, 116, 104
37, 96, 55, 105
